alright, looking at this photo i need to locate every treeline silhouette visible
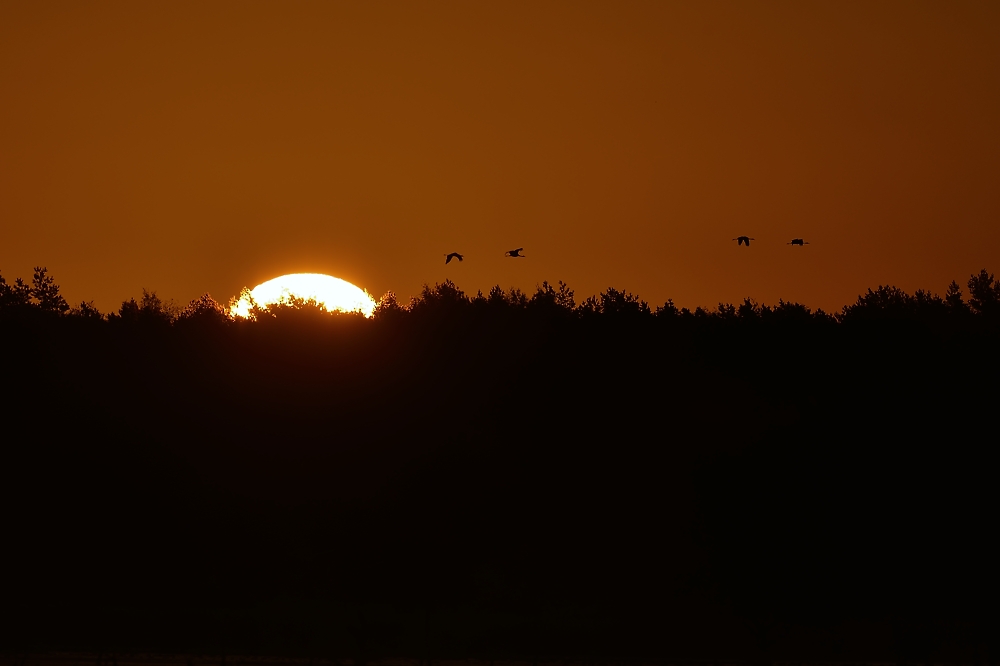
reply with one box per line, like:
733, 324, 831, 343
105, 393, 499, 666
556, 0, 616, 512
2, 267, 999, 663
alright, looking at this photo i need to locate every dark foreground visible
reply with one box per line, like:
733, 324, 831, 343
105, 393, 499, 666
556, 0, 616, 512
2, 270, 999, 662
0, 656, 943, 666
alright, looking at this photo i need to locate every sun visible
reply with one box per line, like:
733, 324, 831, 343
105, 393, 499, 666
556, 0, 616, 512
230, 273, 377, 318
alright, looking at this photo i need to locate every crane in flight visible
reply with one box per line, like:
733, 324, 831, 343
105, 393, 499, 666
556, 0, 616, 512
733, 236, 754, 246
787, 238, 810, 246
444, 252, 464, 264
505, 247, 525, 257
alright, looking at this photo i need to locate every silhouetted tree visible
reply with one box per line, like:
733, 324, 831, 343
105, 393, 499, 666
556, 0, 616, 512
578, 287, 650, 319
0, 270, 32, 310
113, 297, 141, 322
176, 293, 230, 328
408, 280, 470, 319
944, 280, 966, 313
30, 266, 70, 314
715, 302, 737, 321
505, 287, 528, 309
109, 289, 179, 326
141, 289, 180, 322
769, 299, 814, 323
737, 297, 761, 320
527, 280, 575, 313
249, 294, 352, 323
0, 267, 72, 315
70, 300, 104, 320
475, 285, 529, 316
486, 284, 508, 310
840, 284, 914, 322
372, 291, 406, 322
600, 287, 650, 317
967, 268, 1000, 318
654, 298, 680, 318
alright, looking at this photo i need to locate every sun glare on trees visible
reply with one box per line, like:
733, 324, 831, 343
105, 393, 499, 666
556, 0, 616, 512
230, 273, 377, 318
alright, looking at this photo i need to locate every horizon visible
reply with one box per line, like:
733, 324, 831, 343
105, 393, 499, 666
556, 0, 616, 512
2, 264, 993, 317
3, 1, 1000, 314
4, 264, 998, 321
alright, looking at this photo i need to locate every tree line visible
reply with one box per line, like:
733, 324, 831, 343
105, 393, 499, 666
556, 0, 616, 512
3, 266, 1000, 328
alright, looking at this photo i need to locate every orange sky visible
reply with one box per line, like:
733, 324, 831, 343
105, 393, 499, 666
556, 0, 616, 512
2, 0, 999, 313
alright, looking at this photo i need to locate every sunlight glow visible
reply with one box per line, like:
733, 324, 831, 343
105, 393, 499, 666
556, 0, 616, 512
230, 273, 377, 318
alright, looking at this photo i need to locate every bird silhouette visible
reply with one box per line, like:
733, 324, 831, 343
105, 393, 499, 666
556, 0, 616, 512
444, 252, 464, 264
787, 238, 810, 246
733, 236, 754, 246
505, 248, 525, 257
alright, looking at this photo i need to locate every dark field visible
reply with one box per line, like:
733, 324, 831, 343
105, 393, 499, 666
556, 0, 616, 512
2, 269, 999, 662
0, 656, 937, 666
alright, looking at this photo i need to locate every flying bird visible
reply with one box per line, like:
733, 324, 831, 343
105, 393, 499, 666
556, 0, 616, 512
788, 238, 810, 246
733, 236, 755, 246
445, 252, 464, 264
505, 248, 525, 257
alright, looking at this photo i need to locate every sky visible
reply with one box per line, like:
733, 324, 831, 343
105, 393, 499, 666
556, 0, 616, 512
2, 0, 999, 314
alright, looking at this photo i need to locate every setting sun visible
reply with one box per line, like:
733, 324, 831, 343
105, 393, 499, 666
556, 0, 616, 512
230, 273, 377, 318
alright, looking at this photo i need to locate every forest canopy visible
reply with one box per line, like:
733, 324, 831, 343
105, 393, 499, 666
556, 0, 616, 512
3, 266, 1000, 328
2, 266, 998, 662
